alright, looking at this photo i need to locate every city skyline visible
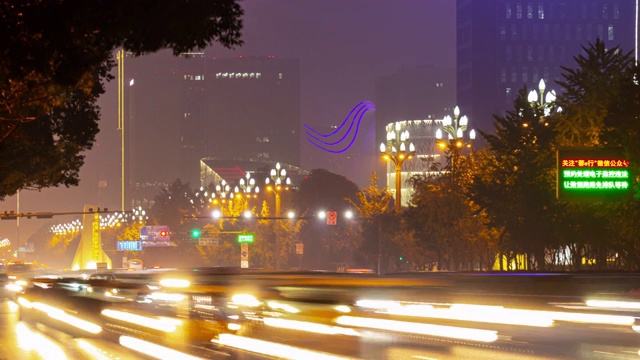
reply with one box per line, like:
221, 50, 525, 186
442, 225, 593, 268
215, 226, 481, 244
0, 0, 455, 246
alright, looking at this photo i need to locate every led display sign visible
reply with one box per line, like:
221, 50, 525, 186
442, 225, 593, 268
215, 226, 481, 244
116, 240, 142, 251
557, 149, 632, 201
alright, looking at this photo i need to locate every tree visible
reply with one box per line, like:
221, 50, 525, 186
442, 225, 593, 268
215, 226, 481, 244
552, 39, 640, 269
408, 152, 497, 272
347, 172, 393, 270
555, 39, 635, 148
469, 88, 558, 270
0, 0, 244, 199
294, 169, 360, 270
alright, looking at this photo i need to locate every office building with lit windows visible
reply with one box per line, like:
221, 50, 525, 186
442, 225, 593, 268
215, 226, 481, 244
123, 53, 301, 207
457, 0, 639, 132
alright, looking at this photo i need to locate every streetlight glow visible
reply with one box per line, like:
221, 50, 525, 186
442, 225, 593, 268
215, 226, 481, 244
380, 123, 416, 213
435, 106, 475, 185
266, 162, 292, 270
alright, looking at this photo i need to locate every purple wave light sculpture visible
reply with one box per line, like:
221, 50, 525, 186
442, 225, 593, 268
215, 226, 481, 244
305, 101, 376, 154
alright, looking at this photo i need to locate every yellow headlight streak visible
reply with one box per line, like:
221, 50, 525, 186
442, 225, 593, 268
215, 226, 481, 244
150, 292, 186, 302
231, 293, 262, 307
15, 322, 68, 359
8, 300, 19, 312
214, 334, 353, 360
358, 299, 635, 327
17, 297, 32, 308
586, 299, 640, 310
334, 316, 499, 343
75, 339, 113, 360
380, 303, 553, 327
101, 309, 180, 332
263, 317, 360, 336
450, 304, 635, 326
267, 301, 300, 313
119, 336, 204, 360
31, 302, 102, 334
444, 304, 635, 325
159, 279, 190, 288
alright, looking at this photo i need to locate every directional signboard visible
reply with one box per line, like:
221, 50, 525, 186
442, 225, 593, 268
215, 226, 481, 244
199, 238, 220, 246
140, 226, 171, 247
117, 240, 142, 251
237, 234, 254, 243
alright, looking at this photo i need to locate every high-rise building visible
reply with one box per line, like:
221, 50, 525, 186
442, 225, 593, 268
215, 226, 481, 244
124, 53, 301, 207
457, 0, 639, 132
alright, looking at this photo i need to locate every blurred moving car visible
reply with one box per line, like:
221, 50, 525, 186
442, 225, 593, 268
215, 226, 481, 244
0, 273, 11, 299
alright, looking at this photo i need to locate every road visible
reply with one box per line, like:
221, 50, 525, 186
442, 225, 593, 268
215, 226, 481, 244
4, 271, 640, 359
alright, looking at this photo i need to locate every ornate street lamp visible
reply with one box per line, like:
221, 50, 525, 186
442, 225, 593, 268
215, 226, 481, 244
265, 162, 291, 270
527, 78, 561, 124
380, 123, 416, 213
265, 162, 290, 218
211, 180, 235, 205
528, 79, 556, 111
435, 106, 475, 184
238, 173, 259, 205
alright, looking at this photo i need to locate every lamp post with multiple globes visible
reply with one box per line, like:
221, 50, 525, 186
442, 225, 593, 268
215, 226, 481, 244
265, 162, 291, 269
435, 106, 476, 186
238, 173, 259, 209
379, 123, 416, 213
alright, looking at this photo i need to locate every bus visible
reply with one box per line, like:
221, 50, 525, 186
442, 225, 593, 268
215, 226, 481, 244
4, 261, 36, 274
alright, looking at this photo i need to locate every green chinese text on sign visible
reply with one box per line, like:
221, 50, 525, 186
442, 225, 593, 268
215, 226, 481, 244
557, 148, 632, 201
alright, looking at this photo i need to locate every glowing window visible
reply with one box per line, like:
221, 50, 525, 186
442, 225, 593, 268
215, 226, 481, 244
537, 4, 544, 19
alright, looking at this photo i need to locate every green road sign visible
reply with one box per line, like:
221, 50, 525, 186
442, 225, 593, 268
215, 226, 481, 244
237, 234, 254, 243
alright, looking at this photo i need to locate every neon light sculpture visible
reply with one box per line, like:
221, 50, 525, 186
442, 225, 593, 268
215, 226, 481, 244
305, 101, 376, 154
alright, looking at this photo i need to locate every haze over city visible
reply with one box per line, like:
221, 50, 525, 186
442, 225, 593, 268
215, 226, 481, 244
2, 2, 640, 358
0, 0, 455, 243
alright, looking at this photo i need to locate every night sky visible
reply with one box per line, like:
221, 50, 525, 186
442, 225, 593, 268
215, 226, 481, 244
0, 0, 455, 244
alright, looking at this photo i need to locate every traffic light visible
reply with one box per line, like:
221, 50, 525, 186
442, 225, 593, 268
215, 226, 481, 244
399, 256, 404, 261
190, 228, 201, 239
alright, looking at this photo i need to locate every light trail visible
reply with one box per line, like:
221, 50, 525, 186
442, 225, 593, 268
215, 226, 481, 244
335, 316, 499, 343
214, 334, 356, 360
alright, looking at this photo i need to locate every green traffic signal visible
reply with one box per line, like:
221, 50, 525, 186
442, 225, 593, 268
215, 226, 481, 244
191, 228, 201, 239
399, 256, 404, 261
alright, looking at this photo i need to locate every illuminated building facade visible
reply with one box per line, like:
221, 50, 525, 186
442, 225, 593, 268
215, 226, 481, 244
457, 0, 639, 132
382, 119, 445, 207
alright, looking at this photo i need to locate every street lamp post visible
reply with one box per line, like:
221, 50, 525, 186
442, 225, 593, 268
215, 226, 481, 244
527, 79, 556, 109
238, 173, 259, 209
265, 162, 291, 270
435, 106, 476, 185
527, 78, 561, 121
380, 123, 416, 213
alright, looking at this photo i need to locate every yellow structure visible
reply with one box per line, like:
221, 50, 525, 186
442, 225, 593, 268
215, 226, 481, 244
71, 204, 112, 270
493, 253, 529, 271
